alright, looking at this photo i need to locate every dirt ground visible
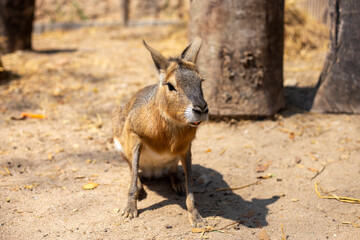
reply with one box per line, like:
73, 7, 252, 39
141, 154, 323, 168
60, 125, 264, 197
1, 25, 360, 240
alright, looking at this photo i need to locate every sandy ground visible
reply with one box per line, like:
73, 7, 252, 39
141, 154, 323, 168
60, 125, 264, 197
1, 25, 360, 240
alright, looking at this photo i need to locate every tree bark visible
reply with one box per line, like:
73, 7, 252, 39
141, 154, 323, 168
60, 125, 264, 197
311, 0, 360, 113
189, 0, 285, 117
120, 0, 130, 27
0, 0, 36, 54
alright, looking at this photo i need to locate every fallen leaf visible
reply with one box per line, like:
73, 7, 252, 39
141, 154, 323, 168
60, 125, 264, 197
55, 148, 65, 153
24, 184, 34, 190
308, 167, 319, 173
205, 149, 212, 153
112, 208, 120, 214
47, 153, 54, 160
295, 156, 301, 164
291, 198, 299, 202
289, 132, 295, 139
72, 208, 78, 212
191, 227, 205, 233
257, 174, 275, 179
219, 148, 227, 155
296, 164, 305, 169
255, 162, 271, 173
6, 197, 11, 202
259, 229, 270, 240
308, 152, 319, 161
82, 182, 99, 190
21, 112, 46, 119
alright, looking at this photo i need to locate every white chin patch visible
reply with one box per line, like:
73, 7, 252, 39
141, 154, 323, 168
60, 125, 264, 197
185, 104, 196, 123
114, 138, 123, 153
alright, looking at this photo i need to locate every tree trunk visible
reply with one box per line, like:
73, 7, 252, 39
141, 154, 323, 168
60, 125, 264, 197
189, 0, 285, 117
0, 0, 36, 54
311, 0, 360, 113
120, 0, 130, 27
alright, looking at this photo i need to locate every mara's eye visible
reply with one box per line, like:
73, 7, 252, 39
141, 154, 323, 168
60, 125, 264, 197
166, 82, 176, 92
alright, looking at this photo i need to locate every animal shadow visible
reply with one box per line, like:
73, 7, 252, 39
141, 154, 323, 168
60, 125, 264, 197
140, 164, 279, 228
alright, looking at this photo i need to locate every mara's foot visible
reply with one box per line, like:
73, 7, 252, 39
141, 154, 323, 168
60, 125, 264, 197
188, 209, 206, 227
169, 173, 185, 196
121, 201, 138, 219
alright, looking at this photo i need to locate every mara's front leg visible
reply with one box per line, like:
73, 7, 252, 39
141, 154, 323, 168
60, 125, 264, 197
180, 147, 205, 227
122, 142, 141, 219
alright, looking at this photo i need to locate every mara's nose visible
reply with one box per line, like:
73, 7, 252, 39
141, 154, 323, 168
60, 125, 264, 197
192, 104, 208, 115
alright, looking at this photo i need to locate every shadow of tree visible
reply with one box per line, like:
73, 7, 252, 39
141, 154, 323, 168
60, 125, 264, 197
284, 86, 317, 112
0, 70, 20, 86
32, 48, 77, 54
139, 164, 279, 228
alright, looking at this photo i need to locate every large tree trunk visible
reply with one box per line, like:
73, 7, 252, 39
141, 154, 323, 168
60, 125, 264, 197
311, 0, 360, 113
189, 0, 285, 117
0, 0, 36, 54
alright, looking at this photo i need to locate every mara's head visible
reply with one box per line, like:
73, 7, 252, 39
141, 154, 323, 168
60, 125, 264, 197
143, 37, 208, 127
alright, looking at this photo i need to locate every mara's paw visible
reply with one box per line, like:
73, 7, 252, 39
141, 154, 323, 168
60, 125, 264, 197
121, 202, 138, 219
188, 209, 206, 227
170, 174, 185, 196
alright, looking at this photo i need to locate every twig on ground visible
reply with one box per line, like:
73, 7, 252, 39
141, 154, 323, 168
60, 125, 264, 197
341, 222, 360, 228
310, 165, 326, 181
281, 224, 286, 240
315, 182, 360, 204
215, 180, 262, 192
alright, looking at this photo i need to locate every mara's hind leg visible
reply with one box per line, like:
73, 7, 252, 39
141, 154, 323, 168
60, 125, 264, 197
169, 160, 185, 196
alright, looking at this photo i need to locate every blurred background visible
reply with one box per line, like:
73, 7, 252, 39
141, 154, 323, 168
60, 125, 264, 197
1, 1, 360, 240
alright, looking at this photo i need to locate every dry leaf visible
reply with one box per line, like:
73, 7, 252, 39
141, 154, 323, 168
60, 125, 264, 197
55, 148, 65, 153
191, 227, 205, 233
289, 132, 295, 139
21, 112, 46, 119
291, 198, 299, 202
256, 162, 271, 173
257, 174, 274, 179
259, 229, 270, 240
24, 184, 34, 190
219, 148, 227, 155
82, 182, 99, 190
205, 149, 212, 153
296, 164, 305, 169
308, 167, 319, 173
47, 153, 54, 160
112, 208, 120, 214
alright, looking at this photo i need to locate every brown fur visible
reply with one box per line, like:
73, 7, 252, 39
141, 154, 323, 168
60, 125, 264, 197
112, 37, 207, 226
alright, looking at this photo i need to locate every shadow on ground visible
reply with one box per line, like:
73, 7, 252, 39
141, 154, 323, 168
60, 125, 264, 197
284, 86, 317, 112
32, 48, 77, 54
139, 164, 279, 228
0, 71, 20, 86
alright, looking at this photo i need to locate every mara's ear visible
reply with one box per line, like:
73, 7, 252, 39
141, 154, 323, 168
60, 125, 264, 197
181, 36, 202, 63
143, 40, 170, 72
